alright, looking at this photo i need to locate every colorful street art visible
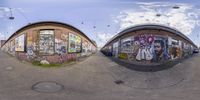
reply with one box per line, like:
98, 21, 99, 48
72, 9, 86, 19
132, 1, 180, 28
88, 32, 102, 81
135, 34, 156, 61
39, 30, 55, 54
55, 39, 67, 55
68, 33, 81, 53
27, 33, 33, 46
82, 40, 96, 56
26, 45, 36, 59
182, 42, 191, 56
26, 33, 36, 59
17, 53, 27, 61
15, 34, 25, 52
68, 33, 76, 53
120, 36, 136, 60
112, 33, 195, 64
168, 38, 183, 59
82, 40, 89, 56
152, 37, 169, 62
118, 34, 171, 63
82, 41, 87, 52
75, 36, 81, 52
1, 22, 97, 65
113, 41, 119, 58
121, 36, 134, 53
9, 40, 15, 55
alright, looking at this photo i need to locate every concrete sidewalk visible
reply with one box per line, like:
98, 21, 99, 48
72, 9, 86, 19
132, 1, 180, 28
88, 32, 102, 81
0, 50, 200, 100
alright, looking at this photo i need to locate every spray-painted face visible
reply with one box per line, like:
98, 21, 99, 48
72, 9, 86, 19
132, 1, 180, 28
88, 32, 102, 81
134, 41, 140, 45
154, 40, 164, 54
154, 43, 162, 52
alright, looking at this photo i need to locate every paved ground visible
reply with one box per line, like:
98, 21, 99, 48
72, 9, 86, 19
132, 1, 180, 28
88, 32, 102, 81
0, 50, 200, 100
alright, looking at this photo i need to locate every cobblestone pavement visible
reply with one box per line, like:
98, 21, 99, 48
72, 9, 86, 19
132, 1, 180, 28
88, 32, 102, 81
0, 50, 200, 100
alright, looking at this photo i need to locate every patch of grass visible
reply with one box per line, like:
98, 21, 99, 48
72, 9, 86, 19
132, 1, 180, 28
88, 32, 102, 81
31, 60, 78, 68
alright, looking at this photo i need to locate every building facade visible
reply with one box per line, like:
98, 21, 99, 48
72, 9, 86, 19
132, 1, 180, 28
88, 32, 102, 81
0, 40, 6, 48
1, 21, 97, 64
101, 24, 198, 65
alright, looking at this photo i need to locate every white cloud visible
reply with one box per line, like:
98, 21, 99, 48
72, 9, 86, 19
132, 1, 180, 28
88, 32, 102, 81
115, 2, 200, 35
96, 32, 115, 47
0, 7, 8, 18
0, 7, 28, 19
0, 33, 6, 40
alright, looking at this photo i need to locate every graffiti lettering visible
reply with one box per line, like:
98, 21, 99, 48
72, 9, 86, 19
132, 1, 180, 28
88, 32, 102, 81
26, 45, 36, 59
39, 30, 54, 54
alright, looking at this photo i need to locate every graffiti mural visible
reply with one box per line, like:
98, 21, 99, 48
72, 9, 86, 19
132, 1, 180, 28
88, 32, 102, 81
15, 34, 25, 51
18, 53, 27, 61
152, 37, 169, 62
39, 30, 54, 54
1, 22, 97, 65
113, 41, 119, 58
82, 40, 95, 56
75, 35, 81, 52
26, 32, 36, 59
9, 40, 15, 55
27, 33, 33, 46
55, 39, 67, 55
26, 45, 36, 59
120, 36, 136, 60
118, 34, 171, 63
82, 40, 89, 56
182, 42, 191, 56
68, 33, 76, 52
168, 38, 183, 59
135, 34, 155, 61
121, 36, 134, 53
68, 33, 81, 53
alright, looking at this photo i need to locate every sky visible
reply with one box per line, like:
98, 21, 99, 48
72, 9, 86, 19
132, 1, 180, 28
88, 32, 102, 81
0, 0, 200, 48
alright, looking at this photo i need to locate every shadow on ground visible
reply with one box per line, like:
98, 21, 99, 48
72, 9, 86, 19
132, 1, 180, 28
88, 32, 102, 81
107, 54, 198, 72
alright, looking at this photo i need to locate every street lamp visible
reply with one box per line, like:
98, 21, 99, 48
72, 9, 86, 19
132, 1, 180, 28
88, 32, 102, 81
105, 24, 111, 42
156, 13, 161, 17
154, 7, 162, 17
8, 7, 31, 24
173, 5, 180, 9
9, 8, 14, 20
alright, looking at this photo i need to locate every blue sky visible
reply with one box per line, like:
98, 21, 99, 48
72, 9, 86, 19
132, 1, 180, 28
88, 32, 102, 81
0, 0, 200, 47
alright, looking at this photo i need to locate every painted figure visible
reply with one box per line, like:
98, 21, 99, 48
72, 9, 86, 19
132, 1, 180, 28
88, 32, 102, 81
154, 40, 164, 62
135, 34, 155, 61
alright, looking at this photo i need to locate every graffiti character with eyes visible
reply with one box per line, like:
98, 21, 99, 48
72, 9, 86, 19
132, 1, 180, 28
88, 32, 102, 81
154, 40, 163, 62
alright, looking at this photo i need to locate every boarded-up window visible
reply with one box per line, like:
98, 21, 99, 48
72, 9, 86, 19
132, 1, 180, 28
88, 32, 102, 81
15, 34, 25, 52
39, 30, 54, 54
121, 36, 134, 53
68, 33, 81, 53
